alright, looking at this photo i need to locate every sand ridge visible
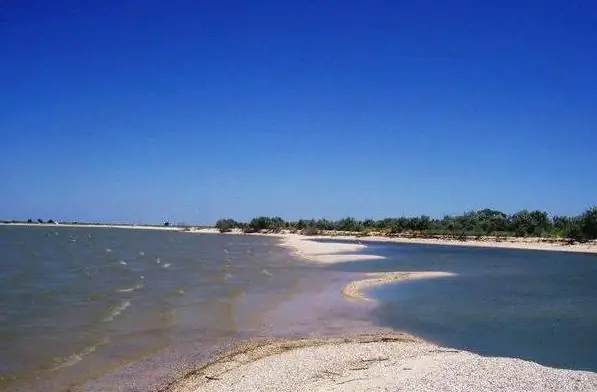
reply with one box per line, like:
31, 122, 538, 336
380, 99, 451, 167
341, 271, 457, 301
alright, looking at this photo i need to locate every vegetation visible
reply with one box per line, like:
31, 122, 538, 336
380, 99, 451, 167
215, 207, 597, 242
215, 218, 237, 233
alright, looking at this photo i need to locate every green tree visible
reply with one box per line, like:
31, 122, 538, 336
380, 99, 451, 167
215, 218, 237, 233
510, 210, 550, 237
580, 207, 597, 239
568, 207, 597, 242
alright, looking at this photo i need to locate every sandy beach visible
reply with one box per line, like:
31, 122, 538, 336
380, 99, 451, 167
166, 334, 597, 392
351, 234, 597, 254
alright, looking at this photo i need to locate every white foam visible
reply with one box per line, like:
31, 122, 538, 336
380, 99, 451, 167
262, 268, 273, 276
103, 300, 131, 322
162, 263, 171, 268
117, 284, 143, 293
119, 260, 127, 265
50, 338, 108, 371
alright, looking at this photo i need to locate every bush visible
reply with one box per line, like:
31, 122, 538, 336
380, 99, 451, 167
216, 219, 236, 233
301, 226, 319, 236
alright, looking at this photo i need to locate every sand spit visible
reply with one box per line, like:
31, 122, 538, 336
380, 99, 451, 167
165, 334, 597, 392
278, 235, 385, 263
278, 235, 457, 302
342, 271, 457, 301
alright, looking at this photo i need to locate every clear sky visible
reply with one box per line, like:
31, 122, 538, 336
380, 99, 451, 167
1, 1, 596, 224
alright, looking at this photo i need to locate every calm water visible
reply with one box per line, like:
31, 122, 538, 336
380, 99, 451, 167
324, 241, 597, 371
3, 229, 597, 391
0, 227, 371, 392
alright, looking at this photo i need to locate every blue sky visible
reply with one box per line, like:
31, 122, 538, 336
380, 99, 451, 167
1, 1, 596, 224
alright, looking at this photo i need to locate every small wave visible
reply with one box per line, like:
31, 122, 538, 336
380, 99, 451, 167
103, 300, 131, 322
261, 268, 273, 276
117, 284, 143, 293
50, 338, 108, 371
119, 260, 127, 265
162, 263, 171, 269
105, 248, 112, 253
138, 251, 145, 256
156, 257, 161, 264
224, 273, 233, 280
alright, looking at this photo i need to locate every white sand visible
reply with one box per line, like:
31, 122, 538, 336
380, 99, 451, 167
342, 271, 457, 301
279, 235, 385, 263
278, 235, 457, 302
324, 234, 597, 254
167, 335, 597, 392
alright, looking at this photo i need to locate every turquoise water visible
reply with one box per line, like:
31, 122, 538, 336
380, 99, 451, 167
324, 241, 597, 371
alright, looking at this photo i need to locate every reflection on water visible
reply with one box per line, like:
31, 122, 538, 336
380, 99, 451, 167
324, 241, 597, 371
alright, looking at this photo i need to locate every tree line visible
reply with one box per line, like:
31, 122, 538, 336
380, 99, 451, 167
216, 207, 597, 242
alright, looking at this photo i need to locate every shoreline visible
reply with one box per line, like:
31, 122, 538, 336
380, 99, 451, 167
4, 223, 597, 254
165, 332, 597, 392
276, 234, 458, 302
192, 228, 597, 255
140, 232, 597, 391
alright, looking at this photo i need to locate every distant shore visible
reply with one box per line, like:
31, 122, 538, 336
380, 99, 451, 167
0, 222, 182, 231
192, 228, 597, 255
4, 223, 597, 253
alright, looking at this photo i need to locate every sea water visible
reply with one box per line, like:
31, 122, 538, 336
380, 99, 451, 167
0, 227, 371, 391
323, 241, 597, 371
